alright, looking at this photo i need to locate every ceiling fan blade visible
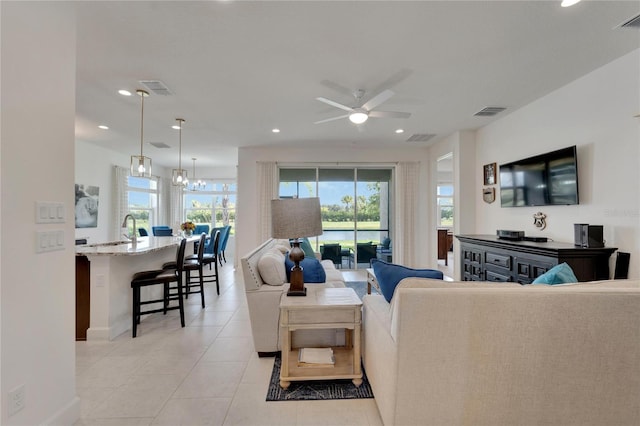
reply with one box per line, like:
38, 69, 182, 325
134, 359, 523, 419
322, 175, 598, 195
362, 89, 395, 111
371, 68, 413, 95
320, 80, 354, 97
316, 97, 353, 112
368, 110, 411, 119
314, 114, 349, 124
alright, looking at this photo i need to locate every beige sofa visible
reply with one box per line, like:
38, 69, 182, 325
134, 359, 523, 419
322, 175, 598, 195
363, 278, 640, 426
241, 238, 345, 356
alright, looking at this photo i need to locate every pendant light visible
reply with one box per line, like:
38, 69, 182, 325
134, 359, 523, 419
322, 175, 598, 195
130, 89, 152, 177
190, 158, 206, 191
171, 118, 188, 186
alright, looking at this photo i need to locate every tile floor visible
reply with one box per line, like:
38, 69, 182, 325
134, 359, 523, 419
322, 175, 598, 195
74, 260, 382, 425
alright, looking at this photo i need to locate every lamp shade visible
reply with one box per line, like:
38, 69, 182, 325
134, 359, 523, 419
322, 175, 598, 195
271, 197, 323, 239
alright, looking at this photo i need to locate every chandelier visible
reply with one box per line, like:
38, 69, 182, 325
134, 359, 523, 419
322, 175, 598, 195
130, 89, 152, 177
171, 118, 188, 186
190, 158, 206, 191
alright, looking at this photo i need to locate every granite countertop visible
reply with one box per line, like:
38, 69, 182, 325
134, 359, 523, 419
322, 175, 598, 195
75, 235, 199, 256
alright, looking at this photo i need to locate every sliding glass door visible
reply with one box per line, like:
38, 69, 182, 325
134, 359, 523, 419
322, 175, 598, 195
278, 166, 392, 269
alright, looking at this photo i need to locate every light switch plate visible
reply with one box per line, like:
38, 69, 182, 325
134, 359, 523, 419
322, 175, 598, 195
35, 202, 65, 223
36, 230, 65, 253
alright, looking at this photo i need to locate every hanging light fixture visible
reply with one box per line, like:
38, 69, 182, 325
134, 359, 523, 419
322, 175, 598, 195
130, 89, 152, 177
171, 118, 188, 186
190, 158, 206, 191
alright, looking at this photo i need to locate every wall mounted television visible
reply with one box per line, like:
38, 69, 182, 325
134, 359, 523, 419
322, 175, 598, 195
499, 145, 579, 207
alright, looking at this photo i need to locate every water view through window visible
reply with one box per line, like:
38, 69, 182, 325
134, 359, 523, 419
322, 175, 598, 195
279, 167, 392, 269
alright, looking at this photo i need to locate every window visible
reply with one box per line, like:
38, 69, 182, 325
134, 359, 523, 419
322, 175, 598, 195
184, 181, 236, 231
437, 184, 454, 227
279, 166, 392, 268
127, 176, 159, 233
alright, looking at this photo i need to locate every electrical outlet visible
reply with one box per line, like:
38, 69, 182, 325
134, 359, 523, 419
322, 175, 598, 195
8, 384, 25, 416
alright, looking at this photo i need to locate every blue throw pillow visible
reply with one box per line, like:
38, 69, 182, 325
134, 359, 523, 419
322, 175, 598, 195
284, 254, 326, 283
371, 258, 444, 302
532, 262, 578, 285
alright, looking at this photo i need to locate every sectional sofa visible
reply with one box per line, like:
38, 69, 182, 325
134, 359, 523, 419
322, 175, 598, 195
362, 278, 640, 426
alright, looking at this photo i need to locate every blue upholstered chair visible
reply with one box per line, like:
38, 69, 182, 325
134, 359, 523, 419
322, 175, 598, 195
219, 225, 232, 264
138, 228, 149, 237
152, 226, 173, 236
194, 224, 210, 235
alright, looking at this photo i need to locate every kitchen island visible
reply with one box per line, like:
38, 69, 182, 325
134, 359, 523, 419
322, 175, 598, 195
76, 236, 197, 340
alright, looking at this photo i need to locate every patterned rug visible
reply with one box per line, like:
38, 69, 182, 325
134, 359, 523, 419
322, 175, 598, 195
266, 354, 374, 401
345, 281, 379, 300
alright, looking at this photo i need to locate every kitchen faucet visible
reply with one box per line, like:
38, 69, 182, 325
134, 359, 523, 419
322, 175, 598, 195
121, 213, 137, 244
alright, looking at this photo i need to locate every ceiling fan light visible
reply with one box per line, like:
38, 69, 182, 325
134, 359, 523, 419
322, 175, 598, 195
349, 111, 368, 124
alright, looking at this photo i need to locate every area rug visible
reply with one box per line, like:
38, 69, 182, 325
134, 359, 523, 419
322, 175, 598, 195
266, 354, 374, 401
345, 281, 379, 300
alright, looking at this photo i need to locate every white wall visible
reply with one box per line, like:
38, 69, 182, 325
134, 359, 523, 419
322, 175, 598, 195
1, 2, 79, 424
475, 49, 640, 279
236, 145, 432, 267
75, 142, 130, 244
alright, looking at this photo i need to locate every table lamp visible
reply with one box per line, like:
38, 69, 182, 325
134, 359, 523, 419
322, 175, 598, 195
271, 197, 323, 296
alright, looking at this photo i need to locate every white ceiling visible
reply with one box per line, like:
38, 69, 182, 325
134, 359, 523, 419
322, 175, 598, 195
74, 1, 639, 169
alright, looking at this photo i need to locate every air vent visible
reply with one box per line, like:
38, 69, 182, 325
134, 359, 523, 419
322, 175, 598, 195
619, 13, 640, 29
406, 133, 436, 142
149, 142, 171, 149
474, 107, 506, 117
139, 80, 173, 96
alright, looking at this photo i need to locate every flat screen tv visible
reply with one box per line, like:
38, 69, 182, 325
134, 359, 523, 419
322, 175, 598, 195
499, 145, 579, 207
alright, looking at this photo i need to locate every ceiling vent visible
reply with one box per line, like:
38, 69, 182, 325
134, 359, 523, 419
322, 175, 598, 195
618, 13, 640, 29
406, 133, 436, 143
149, 142, 171, 149
474, 107, 506, 117
139, 80, 173, 96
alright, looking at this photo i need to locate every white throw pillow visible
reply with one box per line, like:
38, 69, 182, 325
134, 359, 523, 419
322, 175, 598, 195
258, 248, 287, 285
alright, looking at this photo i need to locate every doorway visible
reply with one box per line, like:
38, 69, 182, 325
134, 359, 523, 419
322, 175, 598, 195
436, 153, 454, 277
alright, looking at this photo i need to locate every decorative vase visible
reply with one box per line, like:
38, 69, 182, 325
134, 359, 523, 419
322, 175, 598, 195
184, 230, 193, 237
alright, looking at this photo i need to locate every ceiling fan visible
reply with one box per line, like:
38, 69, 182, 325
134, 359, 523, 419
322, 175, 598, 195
314, 89, 411, 125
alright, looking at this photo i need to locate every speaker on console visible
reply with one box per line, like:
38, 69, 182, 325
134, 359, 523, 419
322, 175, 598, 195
574, 224, 604, 248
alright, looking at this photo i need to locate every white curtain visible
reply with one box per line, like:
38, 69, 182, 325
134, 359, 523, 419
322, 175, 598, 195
395, 162, 419, 267
257, 161, 278, 242
168, 180, 184, 231
113, 166, 129, 240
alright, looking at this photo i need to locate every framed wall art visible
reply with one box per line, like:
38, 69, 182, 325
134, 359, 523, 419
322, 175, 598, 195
483, 162, 497, 186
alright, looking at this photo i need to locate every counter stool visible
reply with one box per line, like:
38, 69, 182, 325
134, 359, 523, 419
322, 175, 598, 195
201, 229, 221, 295
130, 238, 187, 338
183, 233, 207, 308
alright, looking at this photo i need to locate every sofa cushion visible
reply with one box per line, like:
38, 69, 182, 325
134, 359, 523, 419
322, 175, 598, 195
285, 254, 327, 283
257, 248, 287, 286
532, 262, 578, 285
371, 258, 444, 302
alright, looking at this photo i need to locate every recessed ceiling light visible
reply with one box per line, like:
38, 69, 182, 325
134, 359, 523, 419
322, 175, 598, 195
98, 125, 109, 130
395, 129, 404, 134
272, 128, 281, 133
118, 89, 132, 96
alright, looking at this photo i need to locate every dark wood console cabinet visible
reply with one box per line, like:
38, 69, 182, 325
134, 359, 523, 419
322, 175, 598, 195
456, 235, 617, 284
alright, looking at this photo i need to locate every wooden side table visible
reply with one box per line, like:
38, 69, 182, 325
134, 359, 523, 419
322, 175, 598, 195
366, 268, 380, 295
279, 286, 363, 389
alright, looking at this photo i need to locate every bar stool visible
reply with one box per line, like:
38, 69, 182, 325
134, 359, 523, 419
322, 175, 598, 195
202, 229, 221, 295
183, 233, 207, 308
130, 239, 187, 338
